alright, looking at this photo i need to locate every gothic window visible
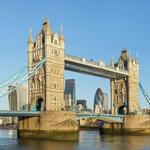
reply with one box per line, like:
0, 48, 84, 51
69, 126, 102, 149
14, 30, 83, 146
42, 37, 45, 45
54, 83, 56, 88
54, 96, 56, 101
31, 82, 34, 91
124, 60, 128, 69
34, 42, 36, 47
119, 92, 123, 100
41, 80, 45, 90
37, 79, 40, 90
115, 89, 117, 94
121, 83, 123, 89
31, 79, 35, 91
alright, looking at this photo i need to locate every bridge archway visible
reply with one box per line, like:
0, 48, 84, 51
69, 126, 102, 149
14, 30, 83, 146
36, 97, 44, 111
117, 105, 126, 115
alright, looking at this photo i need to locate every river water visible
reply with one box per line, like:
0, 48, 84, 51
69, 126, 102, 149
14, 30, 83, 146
0, 130, 150, 150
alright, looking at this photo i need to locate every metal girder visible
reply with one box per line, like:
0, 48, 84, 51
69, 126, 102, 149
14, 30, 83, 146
76, 113, 124, 123
0, 110, 40, 117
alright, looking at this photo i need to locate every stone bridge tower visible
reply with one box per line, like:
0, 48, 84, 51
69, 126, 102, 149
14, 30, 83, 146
28, 19, 65, 111
111, 49, 139, 114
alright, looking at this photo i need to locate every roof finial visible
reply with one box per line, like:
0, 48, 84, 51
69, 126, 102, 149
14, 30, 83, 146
135, 53, 138, 58
28, 27, 33, 43
60, 25, 63, 33
29, 27, 32, 34
60, 24, 64, 40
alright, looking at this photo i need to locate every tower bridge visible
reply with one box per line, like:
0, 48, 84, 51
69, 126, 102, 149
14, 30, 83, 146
27, 19, 139, 114
0, 19, 150, 139
0, 18, 142, 116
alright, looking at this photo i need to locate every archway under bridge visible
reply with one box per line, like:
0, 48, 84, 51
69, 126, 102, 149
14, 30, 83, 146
36, 97, 45, 111
64, 70, 111, 113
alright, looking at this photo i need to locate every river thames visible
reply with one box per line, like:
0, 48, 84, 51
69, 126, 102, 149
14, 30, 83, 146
0, 130, 150, 150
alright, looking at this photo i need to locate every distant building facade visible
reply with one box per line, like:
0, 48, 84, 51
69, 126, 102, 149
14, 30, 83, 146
9, 84, 28, 111
65, 79, 76, 106
77, 99, 87, 111
93, 88, 108, 113
64, 93, 72, 111
103, 92, 108, 112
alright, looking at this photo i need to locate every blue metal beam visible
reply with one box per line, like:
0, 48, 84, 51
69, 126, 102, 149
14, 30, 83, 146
76, 113, 124, 123
0, 111, 40, 117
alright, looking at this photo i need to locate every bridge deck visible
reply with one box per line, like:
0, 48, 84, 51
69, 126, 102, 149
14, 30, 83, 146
0, 111, 124, 123
77, 113, 124, 123
0, 111, 40, 117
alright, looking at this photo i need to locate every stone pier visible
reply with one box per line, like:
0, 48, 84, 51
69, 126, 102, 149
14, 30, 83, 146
78, 115, 150, 135
18, 111, 79, 141
100, 115, 150, 135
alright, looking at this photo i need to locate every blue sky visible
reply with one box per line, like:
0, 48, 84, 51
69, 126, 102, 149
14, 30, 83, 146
0, 0, 149, 109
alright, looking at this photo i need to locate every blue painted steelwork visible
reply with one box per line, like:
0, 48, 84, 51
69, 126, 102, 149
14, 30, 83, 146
0, 58, 46, 98
139, 82, 150, 105
0, 110, 40, 117
76, 113, 124, 123
0, 110, 124, 123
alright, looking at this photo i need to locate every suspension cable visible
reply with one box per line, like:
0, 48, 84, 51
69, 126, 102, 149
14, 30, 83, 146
139, 82, 150, 105
0, 58, 46, 98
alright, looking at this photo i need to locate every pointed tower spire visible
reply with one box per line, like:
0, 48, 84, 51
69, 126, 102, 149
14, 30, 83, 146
60, 25, 64, 40
110, 56, 115, 67
28, 28, 33, 43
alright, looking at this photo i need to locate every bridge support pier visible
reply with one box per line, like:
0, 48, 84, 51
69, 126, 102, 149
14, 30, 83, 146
100, 115, 150, 135
18, 111, 79, 141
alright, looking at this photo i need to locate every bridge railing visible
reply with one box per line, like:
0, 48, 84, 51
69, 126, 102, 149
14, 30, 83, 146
76, 113, 124, 123
0, 110, 40, 117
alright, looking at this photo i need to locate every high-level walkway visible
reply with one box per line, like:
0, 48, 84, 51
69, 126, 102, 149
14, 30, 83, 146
65, 54, 129, 79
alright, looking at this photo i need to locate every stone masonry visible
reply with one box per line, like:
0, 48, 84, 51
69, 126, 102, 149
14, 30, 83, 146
28, 19, 65, 111
111, 49, 139, 114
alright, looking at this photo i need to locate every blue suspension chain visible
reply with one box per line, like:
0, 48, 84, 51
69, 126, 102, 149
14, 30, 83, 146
139, 82, 150, 105
0, 58, 46, 98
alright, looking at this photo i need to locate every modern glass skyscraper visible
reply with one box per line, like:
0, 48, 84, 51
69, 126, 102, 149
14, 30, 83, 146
93, 88, 108, 113
65, 79, 76, 106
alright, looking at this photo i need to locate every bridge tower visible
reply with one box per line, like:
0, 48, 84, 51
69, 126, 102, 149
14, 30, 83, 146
111, 49, 139, 114
28, 19, 65, 111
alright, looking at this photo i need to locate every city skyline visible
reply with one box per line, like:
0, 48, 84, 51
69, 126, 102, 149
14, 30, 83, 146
0, 0, 150, 109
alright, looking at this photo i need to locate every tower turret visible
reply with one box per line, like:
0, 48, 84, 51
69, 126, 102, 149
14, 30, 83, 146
28, 29, 33, 72
42, 18, 52, 44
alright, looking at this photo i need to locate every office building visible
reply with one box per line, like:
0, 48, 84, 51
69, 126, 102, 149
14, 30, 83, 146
65, 79, 76, 106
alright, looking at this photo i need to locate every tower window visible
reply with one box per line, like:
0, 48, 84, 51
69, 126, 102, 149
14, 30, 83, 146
124, 60, 128, 69
54, 83, 56, 88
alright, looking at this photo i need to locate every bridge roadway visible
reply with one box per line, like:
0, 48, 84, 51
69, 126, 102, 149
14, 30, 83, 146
65, 54, 129, 79
0, 111, 124, 123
